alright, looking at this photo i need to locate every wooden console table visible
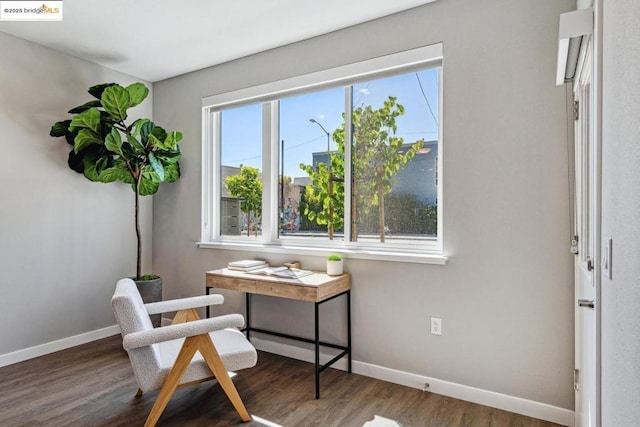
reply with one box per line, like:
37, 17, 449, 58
205, 269, 351, 399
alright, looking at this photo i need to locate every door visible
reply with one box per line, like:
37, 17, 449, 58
573, 34, 598, 427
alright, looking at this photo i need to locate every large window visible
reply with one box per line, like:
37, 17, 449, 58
201, 44, 444, 262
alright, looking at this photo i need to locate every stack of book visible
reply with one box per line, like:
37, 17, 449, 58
227, 260, 268, 272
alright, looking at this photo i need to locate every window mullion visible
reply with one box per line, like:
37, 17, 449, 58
261, 101, 279, 243
343, 86, 353, 243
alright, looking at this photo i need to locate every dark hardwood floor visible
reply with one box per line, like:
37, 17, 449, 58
0, 335, 562, 427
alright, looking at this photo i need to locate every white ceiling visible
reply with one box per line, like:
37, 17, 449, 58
0, 0, 438, 82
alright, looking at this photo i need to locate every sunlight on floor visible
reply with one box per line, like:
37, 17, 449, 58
363, 415, 403, 427
251, 413, 402, 427
251, 415, 285, 427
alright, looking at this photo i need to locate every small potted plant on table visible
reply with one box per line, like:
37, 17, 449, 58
326, 254, 344, 276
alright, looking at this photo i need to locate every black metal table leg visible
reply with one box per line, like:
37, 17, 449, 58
246, 293, 251, 341
205, 287, 210, 319
347, 290, 352, 373
315, 301, 320, 399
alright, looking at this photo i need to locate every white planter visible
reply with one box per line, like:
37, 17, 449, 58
326, 259, 343, 276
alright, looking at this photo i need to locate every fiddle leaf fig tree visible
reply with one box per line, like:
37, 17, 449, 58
49, 82, 183, 280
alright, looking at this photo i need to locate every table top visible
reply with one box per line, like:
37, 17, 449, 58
206, 268, 351, 302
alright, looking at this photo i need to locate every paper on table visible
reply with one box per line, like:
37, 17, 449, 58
251, 266, 314, 279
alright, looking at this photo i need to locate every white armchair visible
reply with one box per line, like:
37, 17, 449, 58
111, 278, 257, 426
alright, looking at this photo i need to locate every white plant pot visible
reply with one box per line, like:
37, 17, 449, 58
326, 259, 343, 276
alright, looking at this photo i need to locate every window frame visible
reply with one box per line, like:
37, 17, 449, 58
200, 43, 446, 264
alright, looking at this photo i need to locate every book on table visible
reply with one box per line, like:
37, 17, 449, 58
227, 260, 268, 271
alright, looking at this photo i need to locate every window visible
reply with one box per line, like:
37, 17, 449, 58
279, 87, 344, 240
201, 44, 444, 262
219, 104, 263, 237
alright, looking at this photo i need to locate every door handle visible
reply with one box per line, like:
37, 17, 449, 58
578, 299, 595, 309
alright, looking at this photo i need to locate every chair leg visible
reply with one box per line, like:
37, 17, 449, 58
197, 334, 251, 422
144, 337, 199, 427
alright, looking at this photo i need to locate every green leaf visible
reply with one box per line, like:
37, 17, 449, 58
131, 118, 151, 137
148, 152, 165, 181
74, 129, 103, 153
95, 156, 108, 175
96, 168, 119, 183
70, 108, 101, 133
126, 134, 145, 153
137, 176, 160, 196
104, 128, 123, 155
88, 83, 116, 99
50, 120, 71, 137
164, 131, 183, 150
68, 100, 102, 114
82, 155, 100, 182
151, 126, 167, 143
101, 85, 130, 121
163, 163, 180, 183
67, 150, 84, 173
140, 121, 154, 144
99, 161, 131, 183
143, 165, 162, 183
148, 134, 163, 149
64, 130, 78, 146
126, 83, 149, 108
155, 150, 181, 164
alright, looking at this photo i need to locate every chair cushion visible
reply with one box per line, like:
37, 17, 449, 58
147, 328, 257, 391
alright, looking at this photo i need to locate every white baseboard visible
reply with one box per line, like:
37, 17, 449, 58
0, 325, 121, 368
251, 337, 574, 427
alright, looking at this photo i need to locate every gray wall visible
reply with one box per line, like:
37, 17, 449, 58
153, 0, 575, 409
601, 1, 640, 425
0, 33, 153, 356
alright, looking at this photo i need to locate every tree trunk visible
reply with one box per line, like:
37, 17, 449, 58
351, 177, 358, 242
135, 174, 142, 279
328, 173, 334, 240
374, 166, 386, 243
378, 181, 386, 243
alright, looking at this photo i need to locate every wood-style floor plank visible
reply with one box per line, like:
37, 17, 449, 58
0, 335, 564, 427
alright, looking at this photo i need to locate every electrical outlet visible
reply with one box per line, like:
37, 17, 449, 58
430, 316, 442, 335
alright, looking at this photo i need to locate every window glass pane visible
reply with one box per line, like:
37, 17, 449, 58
350, 68, 440, 243
220, 103, 263, 237
279, 88, 344, 240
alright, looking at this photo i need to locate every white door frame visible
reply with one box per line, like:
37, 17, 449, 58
572, 1, 602, 426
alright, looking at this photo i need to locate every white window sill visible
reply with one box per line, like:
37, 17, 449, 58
196, 241, 448, 265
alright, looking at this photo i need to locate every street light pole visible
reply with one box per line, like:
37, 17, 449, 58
309, 119, 331, 173
309, 118, 334, 240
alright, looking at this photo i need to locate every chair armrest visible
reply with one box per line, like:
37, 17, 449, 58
123, 314, 244, 350
145, 294, 224, 315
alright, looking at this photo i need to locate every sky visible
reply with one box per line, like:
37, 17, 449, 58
220, 67, 440, 178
